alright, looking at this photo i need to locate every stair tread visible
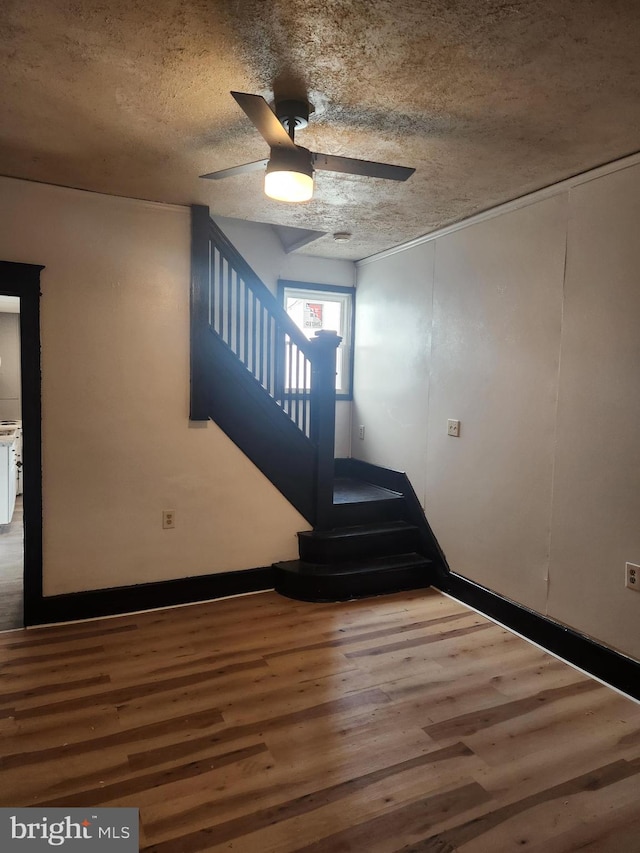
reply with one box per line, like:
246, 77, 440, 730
332, 477, 403, 505
299, 521, 419, 540
274, 552, 431, 577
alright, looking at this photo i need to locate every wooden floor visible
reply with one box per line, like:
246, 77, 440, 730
0, 589, 639, 851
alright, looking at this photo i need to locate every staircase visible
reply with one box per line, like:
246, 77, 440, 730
273, 459, 444, 600
190, 206, 445, 601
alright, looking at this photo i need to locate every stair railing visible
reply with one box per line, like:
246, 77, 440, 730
190, 205, 340, 527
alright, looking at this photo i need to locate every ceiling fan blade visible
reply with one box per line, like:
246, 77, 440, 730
231, 92, 296, 150
313, 152, 415, 182
200, 159, 269, 180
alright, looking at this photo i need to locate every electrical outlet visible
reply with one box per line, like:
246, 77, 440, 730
162, 510, 175, 529
447, 419, 460, 438
358, 425, 365, 440
625, 562, 639, 591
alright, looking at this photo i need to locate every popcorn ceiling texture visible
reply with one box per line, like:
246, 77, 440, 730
1, 0, 639, 259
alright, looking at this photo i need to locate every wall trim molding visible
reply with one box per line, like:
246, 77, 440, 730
435, 571, 640, 703
0, 260, 44, 629
357, 149, 640, 266
29, 567, 275, 626
0, 173, 190, 215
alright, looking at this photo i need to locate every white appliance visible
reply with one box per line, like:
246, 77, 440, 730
0, 428, 17, 524
0, 420, 22, 496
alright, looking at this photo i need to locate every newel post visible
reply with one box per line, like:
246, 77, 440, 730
309, 330, 341, 529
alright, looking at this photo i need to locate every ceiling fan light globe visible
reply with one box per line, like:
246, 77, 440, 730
264, 146, 314, 203
264, 169, 313, 202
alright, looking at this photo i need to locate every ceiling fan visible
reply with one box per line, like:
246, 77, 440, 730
200, 92, 416, 203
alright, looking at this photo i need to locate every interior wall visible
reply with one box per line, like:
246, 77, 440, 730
351, 242, 434, 505
0, 313, 21, 421
213, 216, 355, 295
0, 176, 347, 596
546, 167, 640, 653
426, 198, 567, 615
353, 162, 640, 662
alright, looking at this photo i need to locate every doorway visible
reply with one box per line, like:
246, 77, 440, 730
0, 261, 43, 629
0, 298, 24, 629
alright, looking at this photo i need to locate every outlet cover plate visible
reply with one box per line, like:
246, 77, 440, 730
625, 562, 639, 591
447, 419, 460, 438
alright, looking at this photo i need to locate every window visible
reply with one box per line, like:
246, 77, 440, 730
278, 280, 355, 399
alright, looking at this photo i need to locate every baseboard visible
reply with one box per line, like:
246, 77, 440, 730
27, 567, 275, 626
435, 570, 640, 702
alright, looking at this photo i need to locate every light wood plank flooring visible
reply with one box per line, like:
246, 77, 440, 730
0, 588, 639, 851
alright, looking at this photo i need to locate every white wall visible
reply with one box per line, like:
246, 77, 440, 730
214, 215, 355, 458
213, 215, 355, 295
0, 176, 347, 596
547, 168, 640, 652
350, 242, 434, 503
353, 161, 640, 662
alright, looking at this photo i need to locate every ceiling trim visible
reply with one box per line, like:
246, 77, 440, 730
357, 149, 640, 266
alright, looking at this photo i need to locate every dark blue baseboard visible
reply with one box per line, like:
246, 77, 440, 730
27, 567, 275, 626
436, 570, 640, 702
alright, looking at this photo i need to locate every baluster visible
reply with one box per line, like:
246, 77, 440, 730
250, 291, 257, 378
255, 295, 261, 379
207, 241, 213, 327
243, 280, 249, 366
225, 264, 233, 346
266, 315, 273, 396
217, 251, 224, 336
292, 346, 300, 424
302, 355, 308, 436
287, 335, 293, 416
260, 305, 266, 387
235, 271, 241, 357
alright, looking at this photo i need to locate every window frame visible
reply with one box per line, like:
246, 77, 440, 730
278, 279, 355, 401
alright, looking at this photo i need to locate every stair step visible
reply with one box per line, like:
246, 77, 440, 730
273, 552, 433, 602
331, 496, 406, 526
333, 477, 403, 504
298, 521, 420, 563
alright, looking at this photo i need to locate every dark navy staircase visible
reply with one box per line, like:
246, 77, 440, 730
190, 205, 446, 602
273, 459, 443, 600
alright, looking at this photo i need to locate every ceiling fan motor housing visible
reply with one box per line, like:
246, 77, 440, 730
266, 145, 314, 178
275, 99, 310, 133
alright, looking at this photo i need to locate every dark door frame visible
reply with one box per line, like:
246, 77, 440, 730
0, 260, 43, 627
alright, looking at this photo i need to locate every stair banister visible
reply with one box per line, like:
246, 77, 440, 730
203, 212, 314, 359
309, 330, 341, 530
191, 204, 343, 525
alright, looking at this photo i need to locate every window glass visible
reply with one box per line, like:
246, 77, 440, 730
281, 284, 354, 397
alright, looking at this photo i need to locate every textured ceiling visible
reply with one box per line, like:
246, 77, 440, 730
1, 0, 640, 260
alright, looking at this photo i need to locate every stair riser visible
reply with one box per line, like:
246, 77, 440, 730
299, 529, 420, 564
330, 499, 406, 527
275, 566, 432, 603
